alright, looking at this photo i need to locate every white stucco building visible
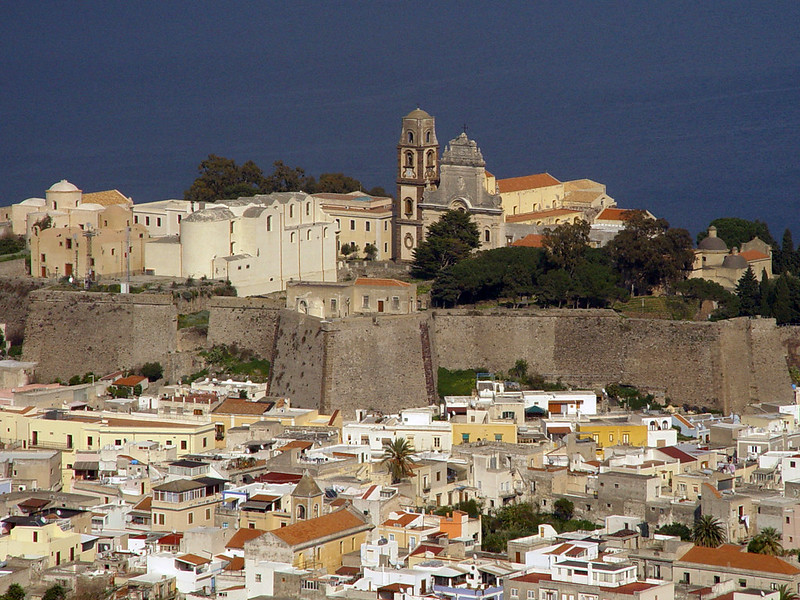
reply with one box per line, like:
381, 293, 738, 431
144, 192, 337, 296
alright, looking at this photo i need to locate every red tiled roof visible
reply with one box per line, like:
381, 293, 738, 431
548, 427, 572, 435
132, 496, 152, 511
498, 173, 561, 193
740, 250, 769, 261
157, 533, 182, 546
176, 553, 210, 566
511, 234, 545, 248
255, 472, 303, 484
354, 277, 411, 288
510, 572, 552, 583
221, 555, 244, 571
409, 543, 445, 557
212, 398, 270, 415
615, 582, 658, 595
678, 543, 800, 575
702, 482, 722, 499
278, 440, 313, 452
659, 446, 696, 464
114, 375, 147, 387
226, 528, 266, 549
270, 507, 369, 547
596, 208, 636, 222
382, 512, 420, 528
336, 566, 361, 576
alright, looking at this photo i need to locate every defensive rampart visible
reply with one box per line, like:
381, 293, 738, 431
15, 290, 800, 416
23, 291, 177, 382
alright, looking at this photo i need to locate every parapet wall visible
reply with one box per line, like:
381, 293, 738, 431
23, 291, 177, 382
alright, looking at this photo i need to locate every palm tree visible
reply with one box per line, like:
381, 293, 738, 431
778, 584, 798, 600
748, 527, 784, 555
692, 515, 726, 548
381, 437, 415, 484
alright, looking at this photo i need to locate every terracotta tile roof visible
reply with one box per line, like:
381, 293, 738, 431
255, 472, 302, 484
226, 528, 267, 549
270, 507, 369, 547
740, 250, 770, 261
659, 446, 696, 464
596, 208, 635, 222
547, 543, 573, 555
511, 234, 545, 248
82, 190, 132, 207
382, 512, 420, 528
157, 533, 182, 546
614, 582, 658, 595
249, 494, 279, 503
132, 496, 152, 511
547, 427, 572, 435
354, 277, 411, 288
497, 173, 561, 193
678, 543, 800, 575
212, 398, 271, 415
510, 572, 552, 583
485, 170, 494, 178
702, 481, 722, 499
506, 208, 580, 223
409, 543, 445, 557
113, 375, 147, 387
336, 565, 361, 576
176, 553, 210, 566
278, 440, 313, 452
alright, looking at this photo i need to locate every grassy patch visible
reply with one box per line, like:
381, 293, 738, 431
438, 367, 478, 397
200, 345, 270, 382
178, 310, 209, 330
613, 295, 697, 320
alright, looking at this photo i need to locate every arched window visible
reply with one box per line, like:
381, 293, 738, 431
323, 227, 328, 238
289, 204, 294, 218
290, 232, 296, 243
335, 218, 340, 230
404, 198, 413, 215
484, 230, 490, 243
266, 215, 272, 232
313, 504, 319, 518
426, 131, 431, 143
306, 202, 311, 216
405, 151, 414, 167
407, 131, 414, 144
306, 230, 311, 240
426, 150, 435, 167
297, 504, 306, 520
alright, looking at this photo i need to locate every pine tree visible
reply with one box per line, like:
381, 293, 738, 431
735, 266, 760, 316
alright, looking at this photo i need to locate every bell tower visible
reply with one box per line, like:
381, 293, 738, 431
392, 108, 439, 261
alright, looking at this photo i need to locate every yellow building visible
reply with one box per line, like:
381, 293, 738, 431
0, 407, 217, 487
577, 420, 648, 449
151, 476, 225, 533
30, 204, 149, 280
498, 173, 564, 216
451, 421, 517, 446
0, 512, 96, 567
248, 506, 373, 572
314, 192, 394, 260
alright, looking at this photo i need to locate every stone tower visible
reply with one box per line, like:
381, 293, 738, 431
393, 108, 440, 261
290, 470, 323, 523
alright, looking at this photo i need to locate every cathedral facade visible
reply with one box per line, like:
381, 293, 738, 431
392, 108, 505, 261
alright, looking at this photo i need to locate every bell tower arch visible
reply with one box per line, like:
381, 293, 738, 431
393, 108, 439, 261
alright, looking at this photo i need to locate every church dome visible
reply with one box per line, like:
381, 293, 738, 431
698, 226, 727, 251
405, 108, 432, 119
47, 179, 80, 193
722, 253, 748, 269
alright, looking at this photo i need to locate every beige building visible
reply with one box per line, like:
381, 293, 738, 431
144, 192, 336, 297
314, 192, 393, 260
498, 174, 616, 220
150, 476, 225, 533
132, 199, 198, 238
30, 209, 148, 280
2, 179, 132, 239
690, 226, 773, 289
286, 277, 417, 318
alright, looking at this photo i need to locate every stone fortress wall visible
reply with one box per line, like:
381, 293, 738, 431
16, 291, 800, 416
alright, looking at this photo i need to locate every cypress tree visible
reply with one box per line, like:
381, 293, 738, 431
773, 276, 792, 325
735, 266, 760, 316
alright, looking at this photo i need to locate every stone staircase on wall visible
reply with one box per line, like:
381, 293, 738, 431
419, 321, 437, 404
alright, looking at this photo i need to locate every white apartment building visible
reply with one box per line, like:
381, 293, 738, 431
343, 408, 452, 455
133, 199, 197, 237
